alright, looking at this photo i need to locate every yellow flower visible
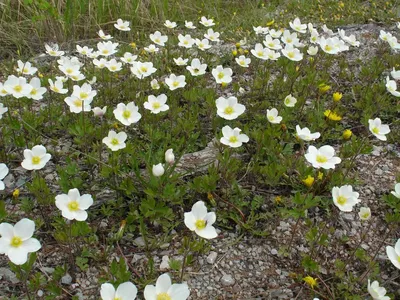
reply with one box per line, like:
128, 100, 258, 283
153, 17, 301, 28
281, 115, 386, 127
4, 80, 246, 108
38, 72, 44, 78
267, 20, 275, 26
302, 175, 315, 188
339, 1, 345, 7
333, 92, 343, 102
317, 172, 323, 180
274, 196, 282, 204
13, 189, 20, 198
238, 48, 244, 55
232, 50, 238, 56
303, 276, 318, 289
130, 42, 137, 49
318, 83, 331, 94
343, 129, 352, 140
244, 49, 249, 54
113, 122, 119, 129
235, 42, 241, 49
324, 110, 342, 121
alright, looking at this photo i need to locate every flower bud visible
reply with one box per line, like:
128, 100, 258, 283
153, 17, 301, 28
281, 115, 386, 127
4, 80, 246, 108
342, 129, 352, 140
92, 106, 107, 117
13, 189, 20, 199
152, 163, 165, 177
318, 83, 331, 94
165, 149, 175, 164
302, 175, 314, 188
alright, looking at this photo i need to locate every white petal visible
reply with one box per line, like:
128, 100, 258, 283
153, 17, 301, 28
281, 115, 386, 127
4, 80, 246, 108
13, 218, 35, 240
100, 283, 116, 300
116, 282, 138, 299
156, 273, 171, 294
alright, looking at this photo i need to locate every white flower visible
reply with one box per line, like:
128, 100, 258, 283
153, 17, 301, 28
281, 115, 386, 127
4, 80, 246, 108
21, 145, 51, 171
100, 282, 137, 300
186, 58, 207, 76
235, 55, 251, 67
269, 29, 282, 38
391, 67, 400, 80
368, 118, 390, 141
98, 29, 112, 40
310, 29, 320, 44
4, 75, 33, 99
72, 83, 97, 102
164, 20, 177, 29
263, 35, 282, 50
200, 16, 215, 27
282, 45, 303, 61
184, 201, 217, 239
391, 183, 400, 199
144, 44, 159, 53
105, 59, 122, 72
121, 52, 137, 64
284, 94, 297, 107
266, 49, 281, 60
307, 46, 319, 56
93, 58, 108, 69
55, 188, 93, 221
45, 43, 64, 56
144, 94, 169, 114
220, 125, 249, 148
130, 61, 157, 79
305, 145, 341, 169
319, 37, 341, 55
114, 102, 142, 126
150, 31, 168, 46
216, 96, 245, 120
16, 60, 38, 76
0, 103, 8, 119
0, 82, 9, 97
0, 164, 9, 190
165, 74, 186, 90
0, 218, 41, 265
48, 79, 68, 94
388, 36, 400, 50
97, 41, 119, 57
165, 149, 174, 164
322, 24, 334, 36
296, 125, 320, 141
178, 34, 194, 48
332, 185, 360, 212
251, 43, 269, 60
144, 273, 190, 300
211, 65, 232, 84
150, 79, 160, 90
266, 108, 282, 124
385, 76, 400, 97
185, 21, 196, 29
76, 45, 93, 56
114, 19, 130, 31
358, 207, 371, 221
253, 26, 268, 35
380, 30, 393, 41
27, 77, 47, 101
64, 96, 93, 113
204, 28, 220, 42
281, 30, 301, 46
338, 29, 360, 47
173, 57, 189, 66
152, 163, 165, 177
93, 106, 107, 117
195, 38, 212, 51
289, 17, 307, 33
386, 238, 400, 270
368, 280, 390, 300
102, 130, 127, 151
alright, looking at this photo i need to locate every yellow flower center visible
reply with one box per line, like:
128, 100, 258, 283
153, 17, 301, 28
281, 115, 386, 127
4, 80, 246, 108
1, 89, 7, 94
80, 92, 88, 99
224, 106, 234, 115
30, 88, 37, 95
228, 136, 238, 143
68, 200, 79, 211
10, 236, 23, 248
122, 110, 131, 119
268, 42, 274, 47
102, 49, 109, 54
324, 45, 332, 51
217, 72, 225, 79
268, 116, 275, 121
114, 298, 122, 300
199, 43, 204, 47
111, 66, 117, 71
183, 40, 188, 45
155, 38, 160, 43
50, 50, 56, 55
156, 293, 171, 300
72, 75, 79, 80
14, 85, 22, 93
66, 68, 73, 74
288, 52, 295, 58
287, 38, 292, 43
316, 155, 327, 163
140, 66, 148, 73
257, 51, 264, 57
397, 256, 400, 263
372, 127, 379, 134
240, 60, 245, 65
53, 87, 60, 93
336, 196, 347, 205
152, 102, 161, 109
74, 99, 83, 107
111, 138, 119, 146
32, 156, 41, 165
23, 68, 29, 73
361, 213, 370, 219
172, 81, 179, 87
195, 219, 206, 230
